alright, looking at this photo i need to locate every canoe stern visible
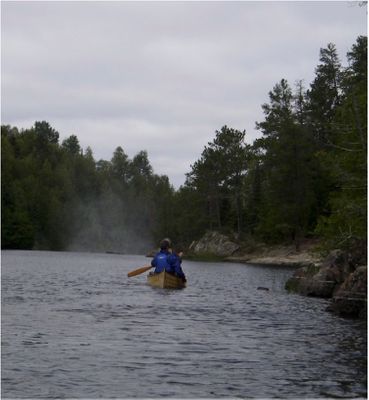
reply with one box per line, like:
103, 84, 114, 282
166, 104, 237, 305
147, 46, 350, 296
147, 270, 186, 289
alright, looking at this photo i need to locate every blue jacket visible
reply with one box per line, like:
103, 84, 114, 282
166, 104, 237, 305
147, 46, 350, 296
168, 253, 186, 280
151, 249, 171, 273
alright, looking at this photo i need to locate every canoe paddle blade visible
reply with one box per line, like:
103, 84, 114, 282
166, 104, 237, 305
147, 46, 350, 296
127, 265, 152, 278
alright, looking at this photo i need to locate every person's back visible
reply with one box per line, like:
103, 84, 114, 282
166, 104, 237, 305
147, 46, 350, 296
151, 238, 172, 274
168, 248, 186, 282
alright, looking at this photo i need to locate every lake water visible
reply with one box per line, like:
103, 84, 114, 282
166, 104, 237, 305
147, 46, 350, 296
2, 250, 367, 399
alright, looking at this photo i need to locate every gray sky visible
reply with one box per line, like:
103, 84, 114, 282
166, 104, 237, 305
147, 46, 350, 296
1, 1, 367, 188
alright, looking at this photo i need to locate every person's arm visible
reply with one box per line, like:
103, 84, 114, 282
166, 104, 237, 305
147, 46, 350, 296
177, 256, 186, 280
151, 255, 157, 268
173, 258, 183, 276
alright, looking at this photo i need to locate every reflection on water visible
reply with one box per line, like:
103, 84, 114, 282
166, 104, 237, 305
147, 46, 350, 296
2, 250, 367, 398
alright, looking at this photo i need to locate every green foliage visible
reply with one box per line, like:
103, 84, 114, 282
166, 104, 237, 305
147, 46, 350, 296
185, 125, 251, 235
177, 36, 366, 255
307, 42, 343, 144
314, 36, 367, 253
2, 36, 366, 258
169, 186, 208, 245
1, 122, 174, 252
254, 80, 318, 247
62, 135, 81, 156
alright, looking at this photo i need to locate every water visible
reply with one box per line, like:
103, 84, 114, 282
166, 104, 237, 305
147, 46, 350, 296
2, 250, 367, 399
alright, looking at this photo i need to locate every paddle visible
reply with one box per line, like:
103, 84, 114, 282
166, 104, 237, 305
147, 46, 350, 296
127, 265, 153, 278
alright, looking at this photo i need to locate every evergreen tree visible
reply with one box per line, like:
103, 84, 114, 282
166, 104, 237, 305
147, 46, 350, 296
1, 121, 173, 252
62, 135, 81, 156
316, 36, 367, 255
186, 147, 223, 230
111, 146, 130, 183
242, 147, 264, 234
307, 43, 343, 146
186, 126, 250, 234
2, 37, 366, 256
255, 79, 317, 248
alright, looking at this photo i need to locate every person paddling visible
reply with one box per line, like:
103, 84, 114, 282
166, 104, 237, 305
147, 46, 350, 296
168, 246, 187, 283
151, 238, 172, 274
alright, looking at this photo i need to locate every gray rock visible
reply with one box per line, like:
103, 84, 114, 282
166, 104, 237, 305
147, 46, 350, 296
190, 231, 240, 257
285, 250, 355, 298
285, 250, 367, 318
285, 264, 336, 298
328, 266, 367, 318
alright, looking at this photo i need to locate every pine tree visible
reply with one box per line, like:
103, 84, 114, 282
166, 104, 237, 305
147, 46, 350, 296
255, 79, 316, 248
316, 36, 367, 256
185, 126, 250, 234
307, 43, 343, 146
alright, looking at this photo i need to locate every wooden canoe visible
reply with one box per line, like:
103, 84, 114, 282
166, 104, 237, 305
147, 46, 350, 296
147, 270, 186, 289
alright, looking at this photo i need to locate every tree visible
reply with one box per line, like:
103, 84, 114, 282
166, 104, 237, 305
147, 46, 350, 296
34, 121, 59, 144
307, 43, 343, 146
185, 126, 250, 235
1, 122, 172, 252
242, 147, 264, 234
131, 150, 153, 178
255, 79, 317, 248
315, 36, 367, 254
186, 147, 223, 230
210, 126, 250, 235
62, 135, 81, 156
111, 146, 130, 182
170, 185, 207, 245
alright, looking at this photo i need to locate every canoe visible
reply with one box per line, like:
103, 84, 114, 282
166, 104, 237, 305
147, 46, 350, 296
147, 270, 186, 289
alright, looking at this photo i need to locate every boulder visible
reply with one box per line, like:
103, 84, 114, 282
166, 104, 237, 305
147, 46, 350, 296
285, 264, 336, 298
285, 250, 355, 298
190, 231, 240, 257
285, 249, 367, 318
320, 249, 355, 280
327, 266, 367, 318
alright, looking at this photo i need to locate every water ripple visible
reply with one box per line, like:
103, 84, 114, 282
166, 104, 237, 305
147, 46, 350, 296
1, 250, 367, 399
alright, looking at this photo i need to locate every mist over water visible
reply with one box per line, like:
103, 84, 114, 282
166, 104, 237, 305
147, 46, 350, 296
66, 190, 154, 254
2, 251, 367, 399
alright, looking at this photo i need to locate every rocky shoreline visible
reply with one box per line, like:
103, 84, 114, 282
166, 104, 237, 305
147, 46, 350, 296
189, 231, 367, 319
285, 250, 367, 319
189, 231, 321, 268
224, 248, 320, 269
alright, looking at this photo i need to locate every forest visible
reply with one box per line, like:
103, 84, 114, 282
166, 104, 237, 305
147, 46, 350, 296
2, 36, 367, 256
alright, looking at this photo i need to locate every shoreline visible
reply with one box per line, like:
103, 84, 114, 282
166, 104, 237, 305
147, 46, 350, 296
224, 251, 322, 268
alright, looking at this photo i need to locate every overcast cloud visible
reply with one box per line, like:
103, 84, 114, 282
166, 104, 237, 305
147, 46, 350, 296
1, 1, 367, 188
